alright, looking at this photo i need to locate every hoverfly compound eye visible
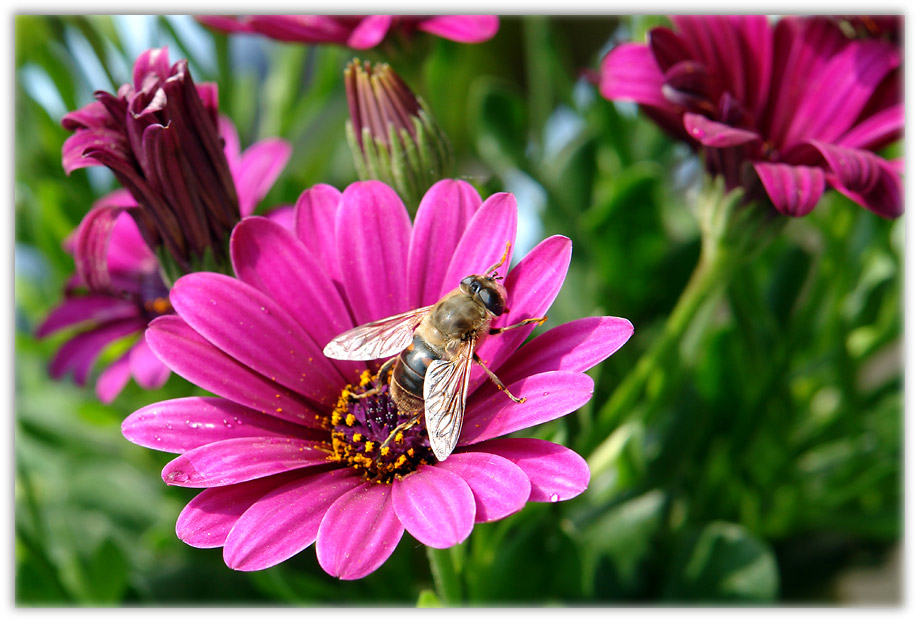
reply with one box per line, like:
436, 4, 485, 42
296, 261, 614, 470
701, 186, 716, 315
478, 287, 505, 316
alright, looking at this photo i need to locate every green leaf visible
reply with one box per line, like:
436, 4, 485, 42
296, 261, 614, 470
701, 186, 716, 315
82, 539, 129, 604
416, 589, 443, 608
470, 77, 527, 172
664, 521, 779, 603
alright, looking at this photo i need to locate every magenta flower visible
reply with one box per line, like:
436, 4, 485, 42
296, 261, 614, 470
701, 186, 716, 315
121, 179, 633, 579
599, 15, 903, 218
40, 117, 292, 402
61, 46, 285, 274
197, 15, 499, 49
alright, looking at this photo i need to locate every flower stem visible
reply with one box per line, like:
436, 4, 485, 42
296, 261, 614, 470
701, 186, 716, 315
586, 178, 769, 465
426, 545, 464, 605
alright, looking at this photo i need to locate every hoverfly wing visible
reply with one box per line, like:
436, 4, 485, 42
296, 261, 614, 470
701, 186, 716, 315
322, 305, 434, 361
423, 340, 474, 461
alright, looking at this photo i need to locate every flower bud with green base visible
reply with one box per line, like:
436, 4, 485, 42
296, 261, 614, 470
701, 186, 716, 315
345, 59, 453, 211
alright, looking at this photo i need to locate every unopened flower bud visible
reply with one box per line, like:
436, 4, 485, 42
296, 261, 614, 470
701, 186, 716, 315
344, 59, 453, 210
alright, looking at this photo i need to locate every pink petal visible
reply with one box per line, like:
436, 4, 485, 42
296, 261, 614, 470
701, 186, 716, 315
436, 452, 530, 523
294, 184, 343, 284
495, 316, 635, 387
224, 469, 364, 570
128, 335, 171, 390
406, 179, 482, 307
95, 350, 132, 404
416, 15, 499, 43
832, 157, 903, 219
335, 181, 411, 326
753, 162, 826, 217
316, 481, 404, 580
49, 318, 145, 385
176, 470, 305, 549
123, 396, 313, 453
460, 371, 594, 445
469, 235, 572, 393
132, 46, 170, 90
36, 294, 139, 338
145, 315, 324, 427
346, 15, 392, 49
786, 39, 900, 145
392, 464, 475, 548
683, 113, 761, 148
467, 438, 590, 503
599, 42, 673, 110
230, 217, 362, 381
838, 104, 904, 152
218, 115, 241, 163
440, 192, 517, 296
247, 15, 353, 45
232, 138, 292, 217
160, 437, 330, 487
263, 205, 294, 230
169, 272, 344, 404
74, 203, 125, 293
106, 209, 157, 275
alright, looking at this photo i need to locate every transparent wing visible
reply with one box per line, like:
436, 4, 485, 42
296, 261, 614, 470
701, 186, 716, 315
423, 340, 474, 461
322, 306, 433, 361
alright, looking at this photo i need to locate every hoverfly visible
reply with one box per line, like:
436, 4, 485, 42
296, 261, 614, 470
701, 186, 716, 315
323, 246, 546, 460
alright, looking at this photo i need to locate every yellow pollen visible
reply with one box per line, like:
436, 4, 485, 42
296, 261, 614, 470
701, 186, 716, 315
276, 408, 283, 413
394, 455, 407, 468
345, 414, 356, 427
380, 446, 391, 457
146, 297, 171, 315
364, 441, 375, 453
407, 448, 415, 457
359, 370, 374, 386
352, 433, 363, 443
394, 432, 404, 444
331, 414, 342, 426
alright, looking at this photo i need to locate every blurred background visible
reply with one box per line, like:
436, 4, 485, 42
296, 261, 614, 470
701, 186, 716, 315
13, 15, 902, 605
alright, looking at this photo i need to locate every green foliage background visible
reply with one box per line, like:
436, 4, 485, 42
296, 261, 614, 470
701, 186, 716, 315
14, 15, 903, 605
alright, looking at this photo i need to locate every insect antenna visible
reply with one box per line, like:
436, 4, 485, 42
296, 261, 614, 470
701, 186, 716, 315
485, 241, 512, 277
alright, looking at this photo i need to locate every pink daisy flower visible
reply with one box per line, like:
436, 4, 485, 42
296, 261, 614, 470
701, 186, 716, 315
122, 179, 633, 579
39, 117, 292, 402
197, 15, 499, 49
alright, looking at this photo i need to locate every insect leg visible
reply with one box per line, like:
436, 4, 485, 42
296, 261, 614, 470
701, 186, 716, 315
348, 355, 398, 399
473, 353, 526, 403
378, 413, 423, 455
488, 315, 547, 335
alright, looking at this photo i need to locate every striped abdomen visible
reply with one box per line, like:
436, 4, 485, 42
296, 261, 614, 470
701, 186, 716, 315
390, 334, 440, 415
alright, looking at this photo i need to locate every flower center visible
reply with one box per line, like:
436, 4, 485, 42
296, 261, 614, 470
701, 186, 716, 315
326, 370, 434, 483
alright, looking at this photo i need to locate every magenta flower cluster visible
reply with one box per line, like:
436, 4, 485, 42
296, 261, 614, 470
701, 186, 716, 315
599, 15, 903, 218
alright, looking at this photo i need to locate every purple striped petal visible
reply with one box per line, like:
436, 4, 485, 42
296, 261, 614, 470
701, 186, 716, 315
416, 15, 499, 43
176, 471, 306, 548
49, 318, 145, 384
161, 437, 330, 487
335, 181, 411, 325
786, 39, 900, 145
346, 15, 392, 49
406, 180, 482, 307
316, 481, 404, 580
683, 113, 761, 148
460, 371, 594, 445
832, 157, 903, 219
467, 438, 590, 503
36, 294, 139, 338
599, 42, 673, 110
440, 192, 517, 296
810, 140, 881, 194
495, 316, 634, 387
123, 396, 313, 453
838, 104, 904, 152
469, 235, 572, 392
96, 350, 132, 404
169, 272, 344, 403
232, 138, 292, 217
753, 162, 826, 217
392, 464, 475, 548
230, 217, 361, 380
145, 316, 324, 427
436, 452, 530, 523
294, 184, 342, 283
224, 469, 364, 571
129, 336, 171, 390
132, 46, 170, 90
74, 203, 125, 293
